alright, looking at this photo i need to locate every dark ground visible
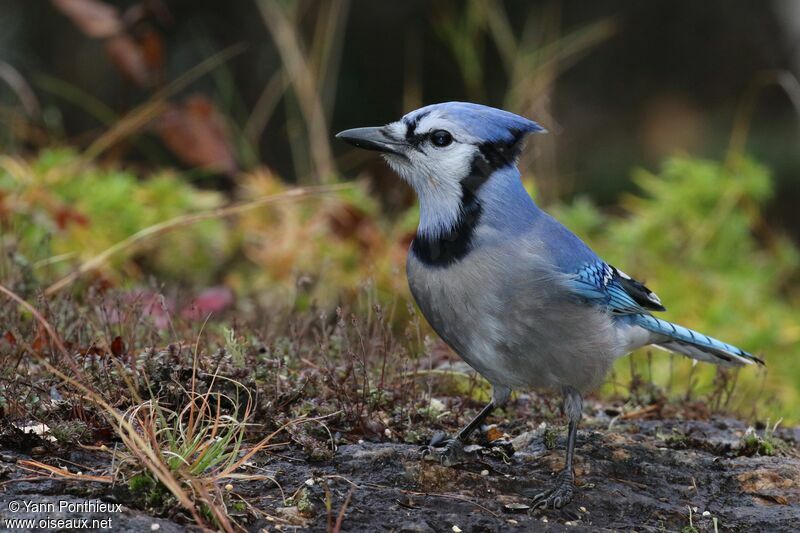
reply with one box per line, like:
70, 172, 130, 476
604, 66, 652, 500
1, 413, 798, 532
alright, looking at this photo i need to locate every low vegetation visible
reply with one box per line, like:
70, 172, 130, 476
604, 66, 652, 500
1, 149, 798, 528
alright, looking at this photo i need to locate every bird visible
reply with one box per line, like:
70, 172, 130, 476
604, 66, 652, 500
335, 102, 764, 510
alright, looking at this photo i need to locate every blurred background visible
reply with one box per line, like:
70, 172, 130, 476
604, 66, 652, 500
1, 0, 798, 420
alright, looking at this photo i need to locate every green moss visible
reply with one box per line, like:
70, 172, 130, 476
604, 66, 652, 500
49, 420, 91, 445
543, 427, 558, 450
127, 474, 155, 493
740, 426, 785, 457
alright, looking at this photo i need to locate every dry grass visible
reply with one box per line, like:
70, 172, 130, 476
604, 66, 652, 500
0, 277, 439, 529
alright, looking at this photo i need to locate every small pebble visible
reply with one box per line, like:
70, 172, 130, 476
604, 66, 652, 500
480, 469, 489, 476
150, 524, 160, 531
579, 506, 588, 513
452, 526, 462, 533
702, 511, 711, 516
225, 483, 234, 491
304, 478, 315, 486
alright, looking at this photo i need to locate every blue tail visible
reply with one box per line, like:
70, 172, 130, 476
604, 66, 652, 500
635, 315, 764, 367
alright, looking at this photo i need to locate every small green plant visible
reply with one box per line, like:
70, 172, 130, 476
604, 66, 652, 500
660, 428, 688, 450
286, 487, 315, 517
222, 327, 247, 367
113, 375, 285, 531
49, 420, 91, 445
543, 427, 558, 450
681, 505, 698, 533
740, 419, 786, 457
128, 473, 155, 492
125, 381, 257, 477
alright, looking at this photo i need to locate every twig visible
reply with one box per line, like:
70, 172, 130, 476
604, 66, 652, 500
257, 0, 336, 183
332, 487, 355, 533
17, 459, 112, 483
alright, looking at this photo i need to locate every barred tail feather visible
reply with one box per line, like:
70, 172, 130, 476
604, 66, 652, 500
635, 315, 764, 367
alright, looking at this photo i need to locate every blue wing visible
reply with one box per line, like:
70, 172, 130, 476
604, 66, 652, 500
567, 261, 764, 366
567, 261, 666, 315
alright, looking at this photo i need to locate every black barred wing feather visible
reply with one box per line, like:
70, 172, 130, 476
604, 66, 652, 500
568, 261, 666, 315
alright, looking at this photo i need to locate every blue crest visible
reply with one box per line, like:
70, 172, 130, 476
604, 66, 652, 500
402, 101, 546, 143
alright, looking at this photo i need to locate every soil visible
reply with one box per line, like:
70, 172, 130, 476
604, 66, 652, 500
1, 415, 799, 532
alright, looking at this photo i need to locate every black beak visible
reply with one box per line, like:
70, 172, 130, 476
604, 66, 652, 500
335, 127, 405, 157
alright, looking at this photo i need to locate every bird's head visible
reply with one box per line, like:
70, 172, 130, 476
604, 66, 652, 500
336, 102, 545, 237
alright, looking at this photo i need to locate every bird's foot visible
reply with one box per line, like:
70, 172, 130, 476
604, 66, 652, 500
421, 432, 467, 467
531, 470, 574, 510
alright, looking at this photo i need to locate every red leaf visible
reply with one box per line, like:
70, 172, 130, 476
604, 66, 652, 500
54, 205, 90, 230
181, 286, 234, 321
157, 95, 238, 175
110, 336, 124, 357
105, 35, 151, 88
3, 331, 16, 346
139, 28, 165, 75
51, 0, 123, 39
31, 326, 47, 353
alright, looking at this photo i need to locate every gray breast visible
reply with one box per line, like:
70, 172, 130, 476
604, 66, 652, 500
406, 236, 621, 393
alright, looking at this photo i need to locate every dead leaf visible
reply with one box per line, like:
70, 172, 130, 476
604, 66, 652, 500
738, 469, 799, 493
504, 502, 531, 513
110, 335, 125, 357
754, 493, 790, 505
138, 27, 165, 74
51, 0, 123, 39
326, 203, 381, 251
105, 35, 151, 87
3, 331, 16, 346
157, 95, 238, 174
54, 205, 89, 230
274, 506, 309, 526
486, 426, 505, 443
31, 325, 48, 353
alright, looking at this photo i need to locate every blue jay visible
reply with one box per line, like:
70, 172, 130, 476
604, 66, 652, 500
336, 102, 763, 509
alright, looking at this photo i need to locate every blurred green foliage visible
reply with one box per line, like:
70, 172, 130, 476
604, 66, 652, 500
1, 150, 798, 420
0, 149, 230, 286
554, 156, 800, 420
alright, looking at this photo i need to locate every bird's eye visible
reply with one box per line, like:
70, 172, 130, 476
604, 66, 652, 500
430, 130, 453, 147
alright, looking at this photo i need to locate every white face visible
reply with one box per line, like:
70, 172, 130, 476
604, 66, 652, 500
380, 111, 483, 238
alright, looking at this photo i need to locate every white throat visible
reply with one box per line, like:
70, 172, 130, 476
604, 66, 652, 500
385, 155, 468, 239
416, 177, 464, 238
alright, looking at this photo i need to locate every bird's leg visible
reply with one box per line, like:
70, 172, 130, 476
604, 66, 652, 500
425, 386, 510, 467
425, 401, 494, 466
532, 386, 582, 510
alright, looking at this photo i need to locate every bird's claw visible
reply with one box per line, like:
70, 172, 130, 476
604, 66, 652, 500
531, 471, 574, 510
421, 435, 467, 467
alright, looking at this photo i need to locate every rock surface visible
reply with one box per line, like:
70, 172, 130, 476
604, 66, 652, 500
1, 416, 798, 532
